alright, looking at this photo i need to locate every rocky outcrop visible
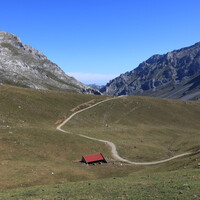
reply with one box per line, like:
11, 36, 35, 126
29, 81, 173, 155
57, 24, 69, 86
0, 31, 101, 95
101, 42, 200, 100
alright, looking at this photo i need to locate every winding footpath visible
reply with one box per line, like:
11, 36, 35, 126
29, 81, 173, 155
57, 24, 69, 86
56, 96, 198, 165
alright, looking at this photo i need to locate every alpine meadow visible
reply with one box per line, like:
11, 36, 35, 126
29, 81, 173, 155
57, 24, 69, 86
1, 0, 200, 199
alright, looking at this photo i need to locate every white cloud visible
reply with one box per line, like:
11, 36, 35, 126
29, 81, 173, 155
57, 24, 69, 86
67, 72, 118, 85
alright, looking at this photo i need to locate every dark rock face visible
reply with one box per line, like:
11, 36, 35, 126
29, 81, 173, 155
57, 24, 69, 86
0, 31, 101, 95
100, 42, 200, 100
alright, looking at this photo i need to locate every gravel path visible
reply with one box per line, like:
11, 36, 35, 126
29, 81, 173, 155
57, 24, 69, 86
56, 96, 197, 165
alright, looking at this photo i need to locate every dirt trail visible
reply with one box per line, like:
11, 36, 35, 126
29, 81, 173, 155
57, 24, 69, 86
56, 96, 198, 165
70, 99, 95, 112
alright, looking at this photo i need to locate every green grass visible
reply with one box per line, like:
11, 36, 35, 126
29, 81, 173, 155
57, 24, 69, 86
0, 85, 115, 189
64, 96, 200, 162
0, 85, 200, 199
0, 167, 200, 199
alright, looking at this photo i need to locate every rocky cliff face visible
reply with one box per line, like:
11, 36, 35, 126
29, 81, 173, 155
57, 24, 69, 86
101, 42, 200, 100
0, 31, 101, 95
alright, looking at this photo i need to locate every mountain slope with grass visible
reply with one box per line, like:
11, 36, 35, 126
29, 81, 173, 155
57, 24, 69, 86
0, 85, 200, 199
64, 95, 200, 162
0, 31, 100, 94
0, 85, 107, 189
101, 42, 200, 100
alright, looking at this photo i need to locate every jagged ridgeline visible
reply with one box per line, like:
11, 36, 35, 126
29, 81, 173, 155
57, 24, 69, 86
101, 42, 200, 100
0, 31, 101, 95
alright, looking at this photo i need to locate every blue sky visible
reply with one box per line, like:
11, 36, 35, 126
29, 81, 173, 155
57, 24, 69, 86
1, 0, 200, 85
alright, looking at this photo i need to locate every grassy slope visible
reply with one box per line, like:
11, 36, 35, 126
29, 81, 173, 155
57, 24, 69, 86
1, 168, 200, 200
64, 96, 200, 161
0, 85, 119, 189
0, 86, 200, 199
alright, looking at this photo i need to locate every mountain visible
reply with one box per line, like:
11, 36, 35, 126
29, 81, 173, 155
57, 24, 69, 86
0, 31, 101, 95
87, 84, 104, 90
100, 42, 200, 100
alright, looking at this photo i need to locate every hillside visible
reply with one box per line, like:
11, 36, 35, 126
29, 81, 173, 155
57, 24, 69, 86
101, 42, 200, 100
0, 31, 100, 94
64, 95, 200, 162
0, 86, 200, 192
0, 85, 109, 189
0, 84, 199, 198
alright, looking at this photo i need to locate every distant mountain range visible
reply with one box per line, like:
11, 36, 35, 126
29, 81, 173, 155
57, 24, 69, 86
87, 84, 104, 90
100, 42, 200, 100
0, 31, 100, 95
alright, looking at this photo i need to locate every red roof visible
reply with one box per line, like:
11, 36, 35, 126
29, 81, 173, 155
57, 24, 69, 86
82, 153, 106, 164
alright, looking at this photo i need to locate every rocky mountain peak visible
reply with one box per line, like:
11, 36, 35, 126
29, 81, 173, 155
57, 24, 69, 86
0, 31, 101, 94
0, 31, 21, 43
0, 31, 47, 60
100, 42, 200, 100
